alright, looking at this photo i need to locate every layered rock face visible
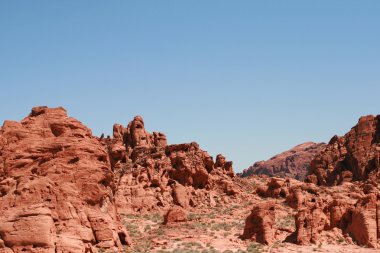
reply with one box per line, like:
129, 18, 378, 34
242, 142, 326, 180
307, 115, 380, 186
106, 115, 238, 213
0, 107, 238, 253
0, 107, 129, 253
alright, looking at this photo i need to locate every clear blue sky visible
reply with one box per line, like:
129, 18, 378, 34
1, 1, 379, 172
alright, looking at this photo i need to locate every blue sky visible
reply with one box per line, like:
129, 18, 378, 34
0, 1, 379, 172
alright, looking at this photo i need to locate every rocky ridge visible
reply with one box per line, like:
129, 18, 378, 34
106, 115, 239, 214
242, 142, 326, 180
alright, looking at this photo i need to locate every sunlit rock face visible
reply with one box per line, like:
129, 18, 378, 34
106, 112, 238, 214
307, 115, 380, 186
0, 106, 239, 252
0, 106, 130, 253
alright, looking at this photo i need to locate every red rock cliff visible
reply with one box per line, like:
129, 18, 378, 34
0, 106, 129, 253
307, 115, 380, 186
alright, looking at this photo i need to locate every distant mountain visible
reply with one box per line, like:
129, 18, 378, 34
241, 142, 326, 180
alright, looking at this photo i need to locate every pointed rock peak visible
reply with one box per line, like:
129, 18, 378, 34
133, 115, 144, 122
130, 115, 145, 129
215, 154, 226, 167
113, 123, 126, 140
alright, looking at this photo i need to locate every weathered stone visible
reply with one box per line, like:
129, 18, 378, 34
294, 206, 329, 244
242, 201, 276, 244
346, 194, 379, 248
0, 107, 130, 253
307, 115, 380, 186
164, 206, 188, 224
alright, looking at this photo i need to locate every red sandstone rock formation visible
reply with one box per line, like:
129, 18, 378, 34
243, 115, 380, 248
346, 193, 380, 248
4, 107, 380, 251
106, 115, 238, 213
242, 142, 326, 180
0, 107, 129, 253
307, 115, 380, 185
294, 205, 329, 244
0, 107, 238, 253
241, 201, 276, 244
248, 170, 380, 247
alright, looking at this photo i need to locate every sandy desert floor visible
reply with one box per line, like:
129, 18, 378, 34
121, 199, 378, 253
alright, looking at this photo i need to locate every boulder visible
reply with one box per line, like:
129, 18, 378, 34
242, 201, 276, 244
164, 206, 188, 224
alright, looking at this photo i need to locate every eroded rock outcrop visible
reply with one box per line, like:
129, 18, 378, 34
294, 205, 329, 244
243, 115, 380, 248
0, 107, 241, 252
346, 193, 380, 248
242, 201, 276, 244
105, 115, 239, 214
307, 115, 380, 186
0, 106, 129, 253
247, 170, 380, 247
5, 107, 380, 251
